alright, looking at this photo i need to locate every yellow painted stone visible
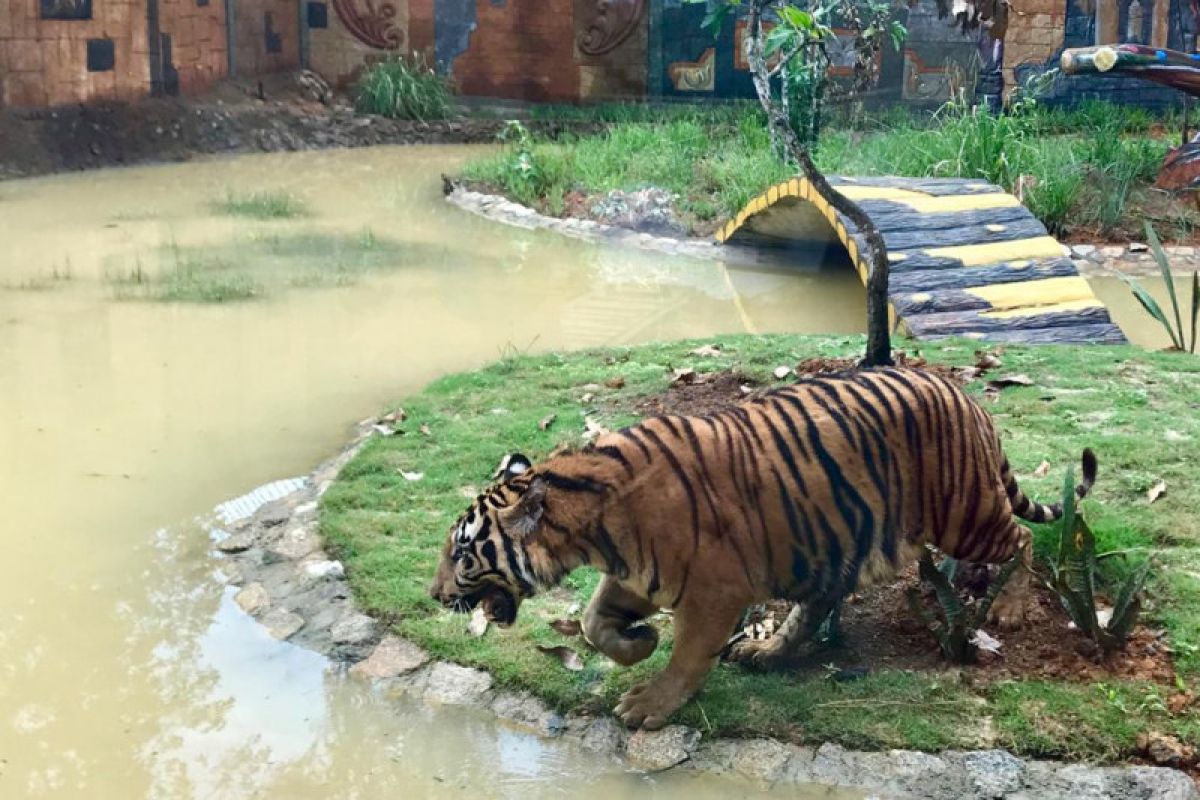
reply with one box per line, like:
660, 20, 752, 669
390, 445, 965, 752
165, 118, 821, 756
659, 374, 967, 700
965, 276, 1096, 310
925, 236, 1063, 266
888, 252, 908, 262
907, 292, 933, 303
835, 185, 927, 200
894, 194, 1019, 213
981, 298, 1103, 319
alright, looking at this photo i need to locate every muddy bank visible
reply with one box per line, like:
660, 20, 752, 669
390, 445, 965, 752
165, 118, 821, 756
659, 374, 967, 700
210, 424, 1197, 800
0, 75, 599, 181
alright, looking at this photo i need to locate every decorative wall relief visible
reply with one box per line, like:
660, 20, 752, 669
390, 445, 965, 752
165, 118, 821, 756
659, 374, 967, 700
332, 0, 405, 50
39, 0, 92, 20
577, 0, 645, 56
668, 47, 715, 90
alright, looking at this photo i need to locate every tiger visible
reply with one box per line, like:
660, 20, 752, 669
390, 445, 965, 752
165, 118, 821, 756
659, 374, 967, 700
428, 367, 1097, 730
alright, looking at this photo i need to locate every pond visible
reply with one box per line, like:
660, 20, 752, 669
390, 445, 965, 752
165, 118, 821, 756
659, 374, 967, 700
0, 146, 867, 798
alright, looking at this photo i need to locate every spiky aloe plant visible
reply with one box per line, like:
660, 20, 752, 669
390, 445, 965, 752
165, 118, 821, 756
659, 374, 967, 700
1048, 465, 1150, 654
907, 548, 1017, 663
1118, 221, 1200, 353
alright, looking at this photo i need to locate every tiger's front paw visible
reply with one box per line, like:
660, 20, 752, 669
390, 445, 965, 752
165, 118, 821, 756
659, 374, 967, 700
614, 678, 687, 730
724, 635, 789, 671
987, 595, 1026, 630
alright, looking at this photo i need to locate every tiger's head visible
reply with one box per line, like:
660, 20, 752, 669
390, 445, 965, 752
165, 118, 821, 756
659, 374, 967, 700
427, 453, 548, 626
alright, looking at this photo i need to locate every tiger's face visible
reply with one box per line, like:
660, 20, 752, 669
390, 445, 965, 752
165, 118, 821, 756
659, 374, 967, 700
427, 453, 547, 626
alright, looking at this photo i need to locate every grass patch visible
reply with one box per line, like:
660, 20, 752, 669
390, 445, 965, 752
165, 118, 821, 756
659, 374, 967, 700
0, 261, 73, 291
219, 191, 307, 220
321, 334, 1200, 761
356, 54, 452, 121
460, 100, 1193, 241
106, 257, 262, 303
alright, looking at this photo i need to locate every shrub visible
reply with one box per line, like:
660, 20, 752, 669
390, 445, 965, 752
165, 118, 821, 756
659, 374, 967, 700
356, 55, 452, 121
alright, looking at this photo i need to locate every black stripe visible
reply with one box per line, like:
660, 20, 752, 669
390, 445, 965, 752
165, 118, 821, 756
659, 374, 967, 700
640, 426, 702, 550
594, 445, 634, 475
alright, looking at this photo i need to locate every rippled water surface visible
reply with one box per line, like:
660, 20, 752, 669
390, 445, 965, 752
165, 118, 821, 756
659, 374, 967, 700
0, 146, 867, 798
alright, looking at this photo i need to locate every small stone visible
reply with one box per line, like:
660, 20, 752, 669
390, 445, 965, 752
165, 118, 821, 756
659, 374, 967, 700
1126, 766, 1200, 800
961, 750, 1025, 797
576, 717, 627, 754
267, 526, 319, 561
1100, 246, 1124, 259
303, 559, 345, 579
490, 692, 566, 736
730, 738, 794, 786
1129, 242, 1149, 252
1071, 244, 1096, 257
216, 530, 256, 554
626, 725, 700, 771
234, 582, 269, 615
331, 613, 377, 645
260, 607, 304, 640
295, 501, 318, 515
423, 663, 493, 705
350, 635, 429, 679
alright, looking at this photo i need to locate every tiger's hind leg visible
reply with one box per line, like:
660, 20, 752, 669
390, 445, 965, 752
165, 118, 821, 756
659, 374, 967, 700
944, 520, 1034, 630
582, 575, 660, 667
726, 593, 843, 670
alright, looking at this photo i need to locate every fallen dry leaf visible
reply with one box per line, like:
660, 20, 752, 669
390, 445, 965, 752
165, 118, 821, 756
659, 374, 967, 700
953, 366, 981, 384
987, 374, 1033, 389
580, 392, 596, 404
550, 618, 583, 637
739, 383, 754, 396
468, 607, 489, 637
690, 344, 723, 357
604, 376, 626, 389
970, 629, 1003, 654
974, 350, 1003, 371
380, 408, 407, 424
419, 423, 432, 437
538, 413, 557, 431
536, 644, 585, 671
1148, 479, 1167, 504
400, 470, 424, 482
671, 367, 697, 386
773, 365, 793, 380
583, 417, 610, 442
1033, 460, 1051, 479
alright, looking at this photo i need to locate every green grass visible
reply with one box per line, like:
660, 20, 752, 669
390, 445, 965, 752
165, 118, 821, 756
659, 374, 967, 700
460, 100, 1191, 240
219, 191, 307, 220
0, 261, 73, 291
321, 334, 1200, 761
101, 229, 420, 302
356, 54, 452, 122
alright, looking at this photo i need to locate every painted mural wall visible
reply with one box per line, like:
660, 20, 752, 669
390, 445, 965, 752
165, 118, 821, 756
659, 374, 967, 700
2, 0, 1196, 111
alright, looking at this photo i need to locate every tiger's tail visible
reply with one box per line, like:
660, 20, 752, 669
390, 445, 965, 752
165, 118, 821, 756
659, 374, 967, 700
1002, 448, 1097, 524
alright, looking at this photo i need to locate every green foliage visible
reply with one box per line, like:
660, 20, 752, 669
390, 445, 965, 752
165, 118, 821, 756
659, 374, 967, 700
219, 190, 307, 219
1047, 465, 1150, 655
356, 54, 452, 121
1118, 221, 1200, 352
907, 548, 1016, 663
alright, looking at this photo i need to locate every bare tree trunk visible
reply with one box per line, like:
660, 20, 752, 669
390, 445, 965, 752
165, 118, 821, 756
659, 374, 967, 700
747, 2, 892, 367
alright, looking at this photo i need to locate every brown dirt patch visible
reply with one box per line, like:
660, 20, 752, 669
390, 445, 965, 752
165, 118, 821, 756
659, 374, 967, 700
630, 357, 1176, 689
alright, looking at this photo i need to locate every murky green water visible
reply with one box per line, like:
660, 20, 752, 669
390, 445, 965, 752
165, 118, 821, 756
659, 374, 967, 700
0, 146, 867, 799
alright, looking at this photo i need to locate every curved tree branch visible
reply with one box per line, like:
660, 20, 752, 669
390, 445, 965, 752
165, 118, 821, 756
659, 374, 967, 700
748, 0, 892, 367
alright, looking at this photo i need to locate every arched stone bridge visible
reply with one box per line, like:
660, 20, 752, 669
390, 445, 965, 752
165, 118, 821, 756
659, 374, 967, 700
716, 176, 1127, 344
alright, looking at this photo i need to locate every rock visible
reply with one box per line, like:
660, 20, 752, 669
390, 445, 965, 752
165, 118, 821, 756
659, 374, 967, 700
259, 607, 304, 640
574, 717, 627, 755
1125, 766, 1200, 800
1140, 731, 1194, 767
234, 582, 269, 615
302, 559, 345, 579
216, 530, 256, 554
266, 526, 319, 562
1071, 244, 1097, 257
1171, 245, 1195, 257
960, 750, 1025, 797
626, 725, 700, 771
729, 738, 795, 786
350, 635, 429, 679
331, 613, 377, 645
1129, 242, 1149, 252
422, 663, 493, 705
256, 500, 294, 528
1100, 246, 1125, 259
490, 692, 566, 737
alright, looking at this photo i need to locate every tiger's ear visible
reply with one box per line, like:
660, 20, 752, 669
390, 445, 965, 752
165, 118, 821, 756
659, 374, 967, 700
494, 452, 533, 482
500, 476, 547, 538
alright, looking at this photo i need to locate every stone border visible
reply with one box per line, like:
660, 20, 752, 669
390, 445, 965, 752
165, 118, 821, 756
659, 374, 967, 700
210, 426, 1197, 800
446, 183, 1200, 281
